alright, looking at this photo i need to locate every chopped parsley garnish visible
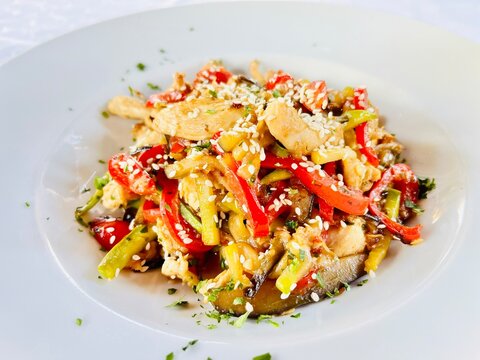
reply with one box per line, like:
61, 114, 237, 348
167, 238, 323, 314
206, 324, 217, 330
24, 201, 31, 208
81, 187, 91, 194
252, 353, 271, 360
101, 110, 110, 118
189, 27, 195, 32
316, 272, 326, 289
341, 281, 351, 292
159, 48, 166, 53
405, 199, 424, 214
418, 177, 436, 199
167, 288, 177, 295
330, 299, 336, 304
68, 107, 73, 111
290, 313, 301, 318
75, 318, 83, 326
182, 339, 198, 351
209, 89, 218, 98
272, 89, 281, 98
136, 63, 146, 71
233, 311, 251, 328
193, 141, 211, 151
165, 352, 174, 360
98, 159, 106, 164
147, 82, 160, 90
357, 279, 368, 286
94, 174, 110, 190
205, 109, 217, 114
243, 105, 252, 117
233, 297, 245, 305
77, 228, 83, 232
128, 85, 134, 96
167, 299, 189, 308
285, 219, 298, 232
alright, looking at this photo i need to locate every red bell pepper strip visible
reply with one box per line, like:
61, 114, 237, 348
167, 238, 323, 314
265, 181, 290, 222
195, 65, 232, 84
90, 217, 131, 251
222, 153, 270, 237
261, 153, 369, 216
355, 122, 380, 167
108, 153, 156, 195
146, 174, 212, 253
169, 136, 188, 153
302, 80, 328, 112
369, 164, 421, 242
145, 89, 190, 108
137, 145, 167, 167
318, 161, 336, 222
265, 71, 294, 90
293, 268, 317, 294
351, 87, 380, 167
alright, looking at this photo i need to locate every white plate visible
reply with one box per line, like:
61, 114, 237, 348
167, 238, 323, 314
1, 2, 479, 359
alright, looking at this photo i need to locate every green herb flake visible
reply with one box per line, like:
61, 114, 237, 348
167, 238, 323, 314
94, 174, 110, 190
167, 288, 177, 295
285, 219, 298, 232
316, 272, 326, 289
75, 318, 83, 326
98, 159, 106, 164
165, 352, 174, 360
159, 48, 166, 54
209, 89, 218, 98
136, 63, 146, 71
206, 324, 217, 330
233, 297, 245, 306
272, 89, 281, 98
182, 339, 198, 351
24, 201, 31, 208
290, 313, 301, 318
101, 110, 110, 119
81, 187, 91, 194
357, 279, 369, 287
167, 299, 189, 308
418, 177, 436, 199
206, 109, 217, 115
330, 299, 336, 304
77, 228, 84, 232
128, 86, 134, 96
252, 353, 272, 360
189, 27, 195, 32
341, 281, 351, 292
147, 82, 160, 90
405, 199, 424, 214
233, 311, 251, 328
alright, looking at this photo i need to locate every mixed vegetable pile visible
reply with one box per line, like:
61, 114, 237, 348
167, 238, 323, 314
75, 61, 435, 317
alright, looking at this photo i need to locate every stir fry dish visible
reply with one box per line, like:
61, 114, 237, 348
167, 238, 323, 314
75, 61, 435, 317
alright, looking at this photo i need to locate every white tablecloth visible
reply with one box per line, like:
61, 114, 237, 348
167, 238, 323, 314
0, 0, 478, 65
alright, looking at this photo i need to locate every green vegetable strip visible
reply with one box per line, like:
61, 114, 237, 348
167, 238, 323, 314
98, 225, 156, 279
180, 202, 203, 234
384, 188, 401, 220
260, 169, 292, 185
271, 142, 290, 158
343, 110, 377, 130
75, 174, 110, 226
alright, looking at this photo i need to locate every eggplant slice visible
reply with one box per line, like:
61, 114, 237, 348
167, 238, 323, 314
211, 253, 366, 317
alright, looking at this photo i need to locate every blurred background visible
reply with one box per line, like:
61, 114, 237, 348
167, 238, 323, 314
0, 0, 478, 64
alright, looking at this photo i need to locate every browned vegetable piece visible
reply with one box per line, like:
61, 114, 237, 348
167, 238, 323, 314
211, 254, 366, 317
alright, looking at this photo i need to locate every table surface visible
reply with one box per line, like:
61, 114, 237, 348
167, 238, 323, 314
0, 0, 479, 65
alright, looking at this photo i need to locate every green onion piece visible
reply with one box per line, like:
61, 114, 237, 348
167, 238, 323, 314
180, 202, 203, 233
252, 353, 272, 360
75, 174, 111, 226
343, 110, 377, 131
98, 225, 156, 279
384, 188, 402, 220
271, 142, 290, 158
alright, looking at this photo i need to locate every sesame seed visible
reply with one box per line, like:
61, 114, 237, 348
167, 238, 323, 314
183, 238, 193, 244
340, 220, 347, 228
324, 221, 330, 231
151, 163, 160, 171
242, 204, 248, 212
280, 293, 290, 300
109, 235, 116, 244
368, 270, 376, 278
106, 227, 115, 233
208, 195, 217, 202
330, 184, 337, 192
115, 268, 120, 277
291, 163, 298, 170
311, 273, 317, 280
132, 254, 141, 261
213, 214, 219, 223
242, 142, 249, 152
290, 283, 297, 291
190, 173, 199, 178
295, 207, 301, 216
145, 242, 151, 251
168, 170, 176, 178
205, 179, 213, 187
174, 224, 183, 231
378, 224, 386, 229
245, 302, 254, 312
239, 255, 246, 264
248, 164, 255, 175
307, 167, 314, 173
311, 292, 320, 302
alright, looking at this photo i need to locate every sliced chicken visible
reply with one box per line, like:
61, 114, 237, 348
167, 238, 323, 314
107, 96, 150, 121
264, 100, 343, 157
327, 218, 367, 257
342, 155, 381, 192
151, 98, 244, 140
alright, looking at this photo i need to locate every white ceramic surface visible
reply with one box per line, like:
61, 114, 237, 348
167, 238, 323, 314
1, 3, 479, 359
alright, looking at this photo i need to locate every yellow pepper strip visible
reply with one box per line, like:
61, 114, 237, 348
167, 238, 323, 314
275, 242, 312, 294
221, 244, 243, 282
98, 225, 156, 279
364, 188, 399, 273
195, 173, 220, 246
217, 132, 247, 152
228, 212, 251, 242
260, 169, 292, 185
218, 192, 242, 214
384, 188, 401, 220
311, 147, 355, 165
343, 110, 377, 131
364, 233, 392, 273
